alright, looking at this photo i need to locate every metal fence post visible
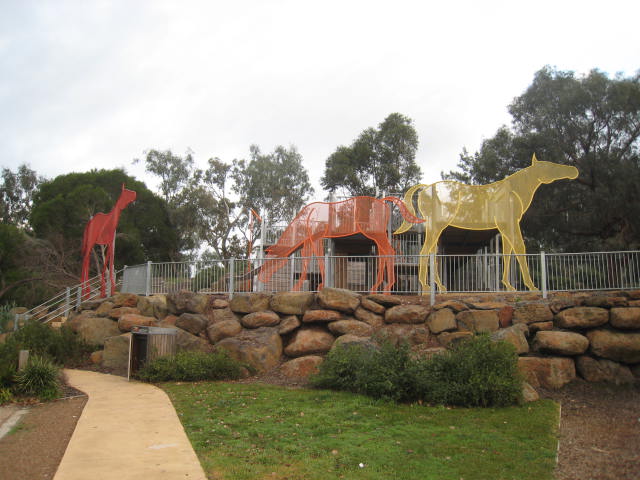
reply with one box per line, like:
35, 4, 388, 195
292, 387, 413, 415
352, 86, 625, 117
429, 253, 436, 306
540, 251, 548, 299
229, 258, 235, 298
145, 261, 152, 296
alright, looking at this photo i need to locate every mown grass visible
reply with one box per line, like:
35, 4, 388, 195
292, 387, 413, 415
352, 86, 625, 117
163, 382, 559, 480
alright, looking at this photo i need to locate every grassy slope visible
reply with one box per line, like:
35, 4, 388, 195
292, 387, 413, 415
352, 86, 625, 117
163, 382, 559, 480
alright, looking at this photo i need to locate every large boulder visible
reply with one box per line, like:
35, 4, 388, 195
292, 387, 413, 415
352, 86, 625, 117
166, 290, 209, 314
278, 315, 301, 335
216, 327, 282, 373
437, 331, 474, 348
108, 307, 141, 320
206, 319, 243, 344
554, 307, 609, 329
95, 301, 116, 317
241, 311, 281, 329
587, 329, 640, 363
118, 313, 157, 332
102, 333, 131, 373
284, 327, 335, 357
512, 303, 553, 324
456, 310, 499, 333
208, 307, 239, 324
76, 317, 121, 346
328, 319, 373, 337
270, 292, 315, 315
378, 324, 430, 347
229, 293, 271, 314
280, 355, 324, 378
354, 307, 384, 328
518, 356, 576, 389
66, 311, 97, 333
302, 309, 343, 323
157, 323, 212, 353
575, 355, 636, 384
427, 308, 457, 334
317, 288, 360, 313
331, 334, 377, 351
137, 295, 168, 320
532, 331, 589, 356
609, 307, 640, 330
360, 297, 386, 315
385, 304, 430, 324
490, 324, 530, 354
175, 313, 209, 335
112, 293, 138, 308
366, 294, 404, 307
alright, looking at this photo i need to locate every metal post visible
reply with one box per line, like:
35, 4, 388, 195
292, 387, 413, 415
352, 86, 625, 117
540, 251, 548, 299
429, 253, 436, 306
145, 261, 152, 296
229, 258, 235, 298
65, 287, 71, 317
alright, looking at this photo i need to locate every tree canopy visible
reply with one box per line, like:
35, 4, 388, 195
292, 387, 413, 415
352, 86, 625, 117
1, 164, 43, 229
444, 67, 640, 251
321, 113, 421, 197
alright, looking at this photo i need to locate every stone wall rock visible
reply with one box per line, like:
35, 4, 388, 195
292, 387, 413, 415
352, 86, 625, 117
456, 310, 499, 333
280, 355, 323, 378
137, 295, 168, 319
518, 356, 576, 389
112, 293, 138, 308
490, 324, 530, 354
95, 301, 115, 316
575, 355, 636, 384
241, 311, 281, 329
108, 307, 141, 320
102, 333, 131, 372
302, 309, 343, 323
118, 313, 157, 332
278, 315, 301, 335
513, 304, 553, 324
555, 307, 609, 329
229, 292, 272, 313
270, 292, 315, 315
317, 288, 360, 313
167, 291, 209, 314
609, 307, 640, 330
587, 329, 640, 363
77, 317, 121, 346
354, 307, 384, 328
209, 307, 239, 324
427, 308, 457, 334
216, 327, 282, 373
284, 327, 335, 357
206, 319, 242, 343
327, 319, 373, 337
532, 331, 589, 356
360, 297, 386, 314
175, 313, 208, 335
385, 304, 430, 324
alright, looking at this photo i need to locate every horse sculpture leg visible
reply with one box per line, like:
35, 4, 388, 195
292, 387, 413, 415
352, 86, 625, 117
497, 221, 538, 291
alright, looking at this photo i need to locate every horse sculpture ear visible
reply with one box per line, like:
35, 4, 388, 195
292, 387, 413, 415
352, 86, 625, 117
531, 153, 538, 165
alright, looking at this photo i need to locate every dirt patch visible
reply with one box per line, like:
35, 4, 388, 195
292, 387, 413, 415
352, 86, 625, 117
0, 394, 87, 480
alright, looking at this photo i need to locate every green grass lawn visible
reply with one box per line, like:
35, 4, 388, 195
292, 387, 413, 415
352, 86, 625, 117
163, 382, 559, 480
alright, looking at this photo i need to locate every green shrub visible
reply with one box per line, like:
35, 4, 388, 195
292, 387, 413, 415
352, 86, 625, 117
0, 303, 13, 334
13, 355, 62, 401
0, 387, 13, 405
415, 334, 523, 407
310, 341, 418, 402
136, 351, 244, 382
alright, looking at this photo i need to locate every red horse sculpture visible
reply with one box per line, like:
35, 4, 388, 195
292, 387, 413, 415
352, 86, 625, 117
81, 184, 137, 298
258, 196, 424, 293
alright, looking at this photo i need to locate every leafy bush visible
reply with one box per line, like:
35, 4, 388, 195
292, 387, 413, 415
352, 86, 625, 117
311, 335, 523, 407
136, 351, 244, 382
415, 335, 523, 407
13, 355, 62, 401
0, 303, 13, 334
0, 387, 13, 405
310, 341, 418, 402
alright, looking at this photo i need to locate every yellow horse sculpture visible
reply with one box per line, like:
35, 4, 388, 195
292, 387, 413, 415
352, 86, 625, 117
395, 154, 579, 292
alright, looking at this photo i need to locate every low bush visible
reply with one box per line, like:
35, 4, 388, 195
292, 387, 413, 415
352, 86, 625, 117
311, 335, 523, 407
0, 387, 13, 405
0, 303, 13, 334
13, 355, 62, 401
310, 341, 418, 402
136, 350, 244, 382
415, 334, 523, 407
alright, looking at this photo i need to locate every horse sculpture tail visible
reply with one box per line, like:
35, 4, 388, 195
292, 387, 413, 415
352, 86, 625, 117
385, 187, 427, 235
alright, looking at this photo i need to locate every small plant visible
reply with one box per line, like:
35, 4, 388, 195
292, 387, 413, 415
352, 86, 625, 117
0, 387, 13, 405
13, 355, 62, 401
310, 341, 418, 402
136, 350, 244, 382
0, 303, 14, 334
415, 334, 523, 407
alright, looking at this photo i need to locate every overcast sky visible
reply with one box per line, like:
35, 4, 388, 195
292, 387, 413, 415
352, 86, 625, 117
1, 0, 638, 200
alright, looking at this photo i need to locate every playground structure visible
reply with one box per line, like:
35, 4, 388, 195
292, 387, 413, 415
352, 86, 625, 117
257, 196, 424, 293
81, 184, 137, 298
395, 154, 579, 292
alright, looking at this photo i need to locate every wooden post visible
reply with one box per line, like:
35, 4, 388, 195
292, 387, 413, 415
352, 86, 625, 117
18, 350, 29, 370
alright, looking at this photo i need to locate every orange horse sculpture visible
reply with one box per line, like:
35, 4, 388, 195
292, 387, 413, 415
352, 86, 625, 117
81, 184, 137, 298
258, 196, 424, 293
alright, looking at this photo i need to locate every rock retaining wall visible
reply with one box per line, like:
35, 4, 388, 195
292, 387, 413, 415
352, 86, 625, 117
68, 289, 640, 390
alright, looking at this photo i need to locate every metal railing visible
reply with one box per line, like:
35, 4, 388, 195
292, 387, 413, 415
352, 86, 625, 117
120, 251, 640, 302
11, 270, 124, 329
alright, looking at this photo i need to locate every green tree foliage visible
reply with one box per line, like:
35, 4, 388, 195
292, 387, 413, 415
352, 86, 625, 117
140, 145, 313, 259
444, 67, 640, 251
30, 169, 178, 269
0, 164, 43, 228
233, 144, 314, 224
322, 113, 422, 196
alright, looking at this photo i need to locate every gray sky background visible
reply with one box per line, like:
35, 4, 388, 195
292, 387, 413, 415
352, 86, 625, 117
1, 0, 638, 200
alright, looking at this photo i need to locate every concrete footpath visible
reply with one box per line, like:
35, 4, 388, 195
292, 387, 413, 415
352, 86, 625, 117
54, 369, 207, 480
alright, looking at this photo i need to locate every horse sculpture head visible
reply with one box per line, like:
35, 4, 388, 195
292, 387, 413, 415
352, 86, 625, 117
530, 154, 579, 184
117, 183, 137, 208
